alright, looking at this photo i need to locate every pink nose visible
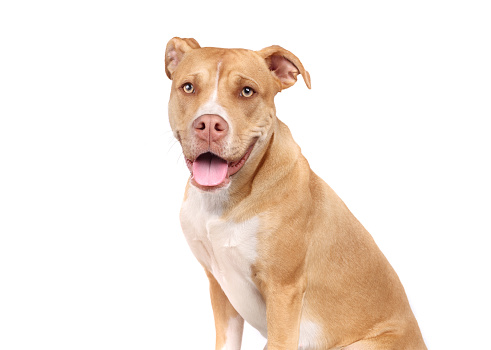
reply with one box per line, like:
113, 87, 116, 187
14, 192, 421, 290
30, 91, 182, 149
192, 114, 229, 143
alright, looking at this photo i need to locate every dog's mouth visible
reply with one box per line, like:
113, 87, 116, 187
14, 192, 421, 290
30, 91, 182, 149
185, 143, 255, 190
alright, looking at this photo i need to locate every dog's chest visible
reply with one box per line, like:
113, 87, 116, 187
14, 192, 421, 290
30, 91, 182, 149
180, 188, 267, 335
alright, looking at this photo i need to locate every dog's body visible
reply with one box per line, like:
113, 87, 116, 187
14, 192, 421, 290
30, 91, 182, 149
166, 38, 426, 350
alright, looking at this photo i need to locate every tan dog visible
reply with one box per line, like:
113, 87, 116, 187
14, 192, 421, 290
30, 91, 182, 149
165, 37, 426, 350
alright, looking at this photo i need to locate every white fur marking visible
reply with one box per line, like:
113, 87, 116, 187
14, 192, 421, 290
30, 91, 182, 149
212, 62, 221, 102
220, 315, 243, 350
298, 319, 322, 349
192, 61, 233, 138
180, 186, 267, 337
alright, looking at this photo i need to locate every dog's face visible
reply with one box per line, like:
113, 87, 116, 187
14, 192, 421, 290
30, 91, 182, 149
165, 38, 310, 191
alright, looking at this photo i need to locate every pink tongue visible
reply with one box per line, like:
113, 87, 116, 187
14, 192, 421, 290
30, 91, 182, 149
192, 153, 229, 187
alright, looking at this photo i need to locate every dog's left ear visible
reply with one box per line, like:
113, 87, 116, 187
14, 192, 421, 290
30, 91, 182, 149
257, 45, 311, 90
165, 37, 201, 79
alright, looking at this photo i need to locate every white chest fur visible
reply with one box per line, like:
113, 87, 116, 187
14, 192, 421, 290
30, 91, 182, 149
180, 186, 268, 336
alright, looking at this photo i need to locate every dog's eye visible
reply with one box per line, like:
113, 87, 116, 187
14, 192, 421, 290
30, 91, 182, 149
182, 83, 195, 94
241, 86, 254, 98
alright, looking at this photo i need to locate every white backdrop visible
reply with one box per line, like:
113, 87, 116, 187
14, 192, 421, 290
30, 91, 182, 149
1, 1, 490, 349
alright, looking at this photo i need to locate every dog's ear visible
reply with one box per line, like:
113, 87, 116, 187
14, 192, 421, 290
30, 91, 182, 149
165, 37, 201, 79
257, 45, 311, 90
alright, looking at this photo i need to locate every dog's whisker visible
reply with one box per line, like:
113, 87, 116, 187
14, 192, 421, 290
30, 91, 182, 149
176, 151, 185, 164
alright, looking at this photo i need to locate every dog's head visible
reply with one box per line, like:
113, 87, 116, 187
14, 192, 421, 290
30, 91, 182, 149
165, 37, 310, 191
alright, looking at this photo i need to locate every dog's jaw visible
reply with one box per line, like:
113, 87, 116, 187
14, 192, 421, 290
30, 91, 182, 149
185, 141, 256, 191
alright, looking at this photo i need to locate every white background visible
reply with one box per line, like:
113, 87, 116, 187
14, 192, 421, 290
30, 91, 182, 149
1, 1, 490, 349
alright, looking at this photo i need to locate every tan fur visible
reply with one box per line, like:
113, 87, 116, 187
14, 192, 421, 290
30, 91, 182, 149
166, 37, 426, 349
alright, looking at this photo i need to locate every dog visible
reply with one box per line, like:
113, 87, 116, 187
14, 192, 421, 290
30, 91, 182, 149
165, 37, 426, 350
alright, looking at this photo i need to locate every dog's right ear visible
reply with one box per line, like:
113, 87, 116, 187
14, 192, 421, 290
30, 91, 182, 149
165, 37, 201, 79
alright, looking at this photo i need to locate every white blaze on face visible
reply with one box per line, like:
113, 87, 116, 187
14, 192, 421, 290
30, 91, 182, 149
193, 61, 232, 129
189, 61, 236, 188
212, 62, 221, 102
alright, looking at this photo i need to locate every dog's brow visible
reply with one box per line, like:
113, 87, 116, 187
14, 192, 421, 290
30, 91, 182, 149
235, 73, 260, 89
184, 71, 205, 79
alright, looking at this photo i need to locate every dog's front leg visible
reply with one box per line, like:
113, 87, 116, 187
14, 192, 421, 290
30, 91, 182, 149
206, 270, 244, 350
263, 282, 305, 350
